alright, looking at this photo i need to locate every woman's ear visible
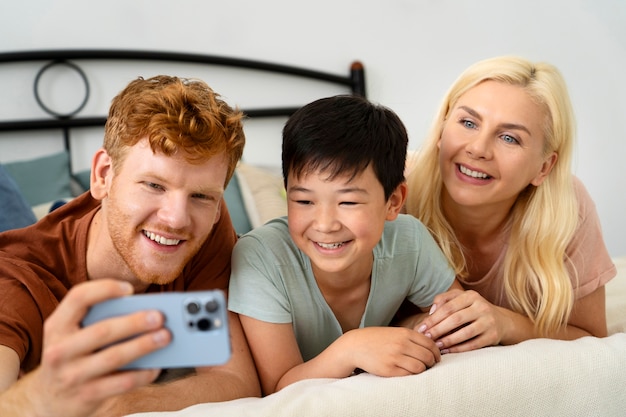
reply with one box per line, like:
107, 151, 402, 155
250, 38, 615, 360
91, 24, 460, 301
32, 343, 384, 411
386, 181, 408, 221
531, 152, 558, 186
90, 148, 113, 200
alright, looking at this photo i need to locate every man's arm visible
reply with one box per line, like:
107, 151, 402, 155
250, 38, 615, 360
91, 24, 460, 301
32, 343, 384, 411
93, 312, 261, 416
0, 280, 167, 417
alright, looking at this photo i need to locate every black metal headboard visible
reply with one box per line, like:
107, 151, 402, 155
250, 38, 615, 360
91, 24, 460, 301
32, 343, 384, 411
0, 49, 366, 157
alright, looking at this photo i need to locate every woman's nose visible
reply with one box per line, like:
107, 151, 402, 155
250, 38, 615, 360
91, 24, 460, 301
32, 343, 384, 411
465, 131, 492, 160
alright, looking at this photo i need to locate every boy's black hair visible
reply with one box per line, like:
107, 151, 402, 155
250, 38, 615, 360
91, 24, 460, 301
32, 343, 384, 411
282, 95, 408, 200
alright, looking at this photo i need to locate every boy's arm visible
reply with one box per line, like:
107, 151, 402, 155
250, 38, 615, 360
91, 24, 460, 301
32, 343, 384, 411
240, 315, 440, 395
93, 312, 261, 416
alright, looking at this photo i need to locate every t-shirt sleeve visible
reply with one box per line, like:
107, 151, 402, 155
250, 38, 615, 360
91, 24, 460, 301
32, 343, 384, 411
228, 232, 293, 324
0, 271, 46, 372
402, 217, 456, 307
566, 178, 616, 299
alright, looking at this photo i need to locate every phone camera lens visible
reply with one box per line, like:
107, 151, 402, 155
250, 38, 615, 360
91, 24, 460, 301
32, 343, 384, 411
186, 301, 201, 314
197, 318, 212, 331
205, 299, 219, 313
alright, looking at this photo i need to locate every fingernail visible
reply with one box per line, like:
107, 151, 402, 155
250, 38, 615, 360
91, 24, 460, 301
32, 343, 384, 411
417, 324, 427, 333
436, 341, 444, 348
146, 311, 161, 326
429, 304, 437, 315
425, 332, 432, 339
153, 329, 169, 346
119, 281, 134, 294
440, 349, 450, 355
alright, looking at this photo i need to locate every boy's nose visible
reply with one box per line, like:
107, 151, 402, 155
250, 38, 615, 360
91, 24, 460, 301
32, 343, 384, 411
313, 206, 340, 233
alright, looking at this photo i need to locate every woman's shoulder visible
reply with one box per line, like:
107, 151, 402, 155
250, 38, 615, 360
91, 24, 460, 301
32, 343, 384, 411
571, 176, 598, 220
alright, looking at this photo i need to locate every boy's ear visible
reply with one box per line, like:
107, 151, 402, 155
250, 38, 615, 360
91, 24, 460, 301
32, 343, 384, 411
90, 148, 113, 200
386, 181, 407, 221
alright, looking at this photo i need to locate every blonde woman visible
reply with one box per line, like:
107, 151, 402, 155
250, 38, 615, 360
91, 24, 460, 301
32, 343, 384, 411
404, 56, 616, 353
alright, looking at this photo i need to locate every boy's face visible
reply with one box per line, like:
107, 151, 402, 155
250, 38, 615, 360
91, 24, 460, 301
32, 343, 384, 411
286, 164, 404, 280
91, 138, 228, 287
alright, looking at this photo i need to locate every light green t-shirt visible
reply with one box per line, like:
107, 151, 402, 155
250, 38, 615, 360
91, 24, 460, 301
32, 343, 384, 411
228, 214, 455, 362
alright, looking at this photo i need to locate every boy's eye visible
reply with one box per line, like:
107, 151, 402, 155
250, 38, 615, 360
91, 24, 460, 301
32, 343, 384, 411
295, 200, 312, 205
340, 201, 358, 206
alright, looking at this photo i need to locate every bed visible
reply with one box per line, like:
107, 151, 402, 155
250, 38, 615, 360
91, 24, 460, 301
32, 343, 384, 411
0, 50, 624, 417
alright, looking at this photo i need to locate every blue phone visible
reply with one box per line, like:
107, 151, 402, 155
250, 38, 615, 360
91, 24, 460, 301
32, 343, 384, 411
82, 290, 231, 370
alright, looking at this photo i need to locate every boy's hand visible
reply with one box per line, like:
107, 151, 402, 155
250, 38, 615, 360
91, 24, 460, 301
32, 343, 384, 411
349, 327, 440, 376
7, 279, 170, 417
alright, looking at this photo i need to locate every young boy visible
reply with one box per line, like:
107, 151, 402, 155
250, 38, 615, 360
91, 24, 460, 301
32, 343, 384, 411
228, 95, 460, 395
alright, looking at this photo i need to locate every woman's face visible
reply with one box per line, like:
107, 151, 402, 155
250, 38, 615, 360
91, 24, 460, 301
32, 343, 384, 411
437, 80, 556, 213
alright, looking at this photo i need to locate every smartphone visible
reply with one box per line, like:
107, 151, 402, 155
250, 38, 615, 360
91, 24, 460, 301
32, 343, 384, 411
82, 290, 231, 370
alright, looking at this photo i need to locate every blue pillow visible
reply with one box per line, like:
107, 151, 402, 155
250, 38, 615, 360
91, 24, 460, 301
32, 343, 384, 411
0, 164, 37, 232
223, 174, 252, 236
3, 151, 73, 206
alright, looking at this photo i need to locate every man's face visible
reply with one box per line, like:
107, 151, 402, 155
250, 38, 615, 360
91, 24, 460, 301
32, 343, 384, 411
98, 138, 228, 286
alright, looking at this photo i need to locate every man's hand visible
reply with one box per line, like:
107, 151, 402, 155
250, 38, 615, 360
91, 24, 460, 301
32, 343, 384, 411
0, 279, 171, 417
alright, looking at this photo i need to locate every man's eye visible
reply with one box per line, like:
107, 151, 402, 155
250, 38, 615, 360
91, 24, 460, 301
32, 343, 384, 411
146, 182, 163, 190
192, 193, 213, 201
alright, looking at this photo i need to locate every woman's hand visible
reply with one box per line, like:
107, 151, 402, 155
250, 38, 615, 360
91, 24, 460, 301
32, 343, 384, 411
416, 289, 513, 353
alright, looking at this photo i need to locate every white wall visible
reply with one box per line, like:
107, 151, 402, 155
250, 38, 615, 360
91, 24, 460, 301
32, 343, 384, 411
0, 0, 624, 257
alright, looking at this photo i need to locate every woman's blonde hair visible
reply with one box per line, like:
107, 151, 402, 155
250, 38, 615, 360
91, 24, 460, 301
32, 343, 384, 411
406, 56, 578, 336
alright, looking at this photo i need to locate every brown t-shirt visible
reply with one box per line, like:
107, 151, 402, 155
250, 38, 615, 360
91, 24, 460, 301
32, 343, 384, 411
459, 177, 617, 308
0, 192, 237, 373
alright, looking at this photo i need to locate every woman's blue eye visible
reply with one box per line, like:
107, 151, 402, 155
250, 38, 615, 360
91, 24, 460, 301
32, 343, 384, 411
462, 120, 476, 129
502, 134, 519, 144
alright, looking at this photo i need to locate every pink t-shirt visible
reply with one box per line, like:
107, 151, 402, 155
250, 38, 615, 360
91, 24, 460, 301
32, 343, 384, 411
458, 177, 616, 308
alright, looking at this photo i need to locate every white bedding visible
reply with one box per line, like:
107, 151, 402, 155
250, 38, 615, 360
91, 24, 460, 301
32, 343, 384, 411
130, 257, 626, 417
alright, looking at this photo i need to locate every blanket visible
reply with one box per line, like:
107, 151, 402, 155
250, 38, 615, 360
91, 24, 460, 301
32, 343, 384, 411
130, 258, 626, 417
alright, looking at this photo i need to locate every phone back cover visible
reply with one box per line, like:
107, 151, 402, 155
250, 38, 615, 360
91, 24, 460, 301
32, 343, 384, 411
82, 290, 231, 369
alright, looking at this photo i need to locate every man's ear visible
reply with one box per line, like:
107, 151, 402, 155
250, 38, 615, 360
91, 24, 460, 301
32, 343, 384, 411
386, 181, 408, 221
90, 148, 113, 200
531, 152, 558, 186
